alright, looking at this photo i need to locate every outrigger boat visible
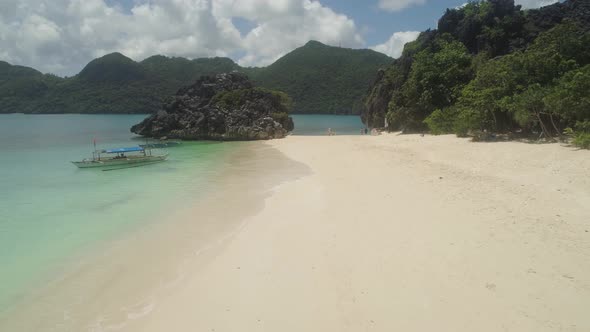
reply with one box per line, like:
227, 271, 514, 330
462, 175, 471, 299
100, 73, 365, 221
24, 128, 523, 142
72, 146, 168, 169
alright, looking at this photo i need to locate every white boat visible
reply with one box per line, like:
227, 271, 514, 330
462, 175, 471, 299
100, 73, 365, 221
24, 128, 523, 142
72, 146, 168, 169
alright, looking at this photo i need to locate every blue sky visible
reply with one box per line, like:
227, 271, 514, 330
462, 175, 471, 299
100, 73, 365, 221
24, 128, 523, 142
318, 0, 467, 45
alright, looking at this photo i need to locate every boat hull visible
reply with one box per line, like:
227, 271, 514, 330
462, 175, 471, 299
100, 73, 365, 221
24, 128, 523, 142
72, 154, 168, 169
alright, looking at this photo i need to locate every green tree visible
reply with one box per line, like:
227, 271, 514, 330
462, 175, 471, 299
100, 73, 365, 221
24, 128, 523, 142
366, 1, 590, 135
544, 64, 590, 123
519, 23, 587, 86
506, 84, 557, 139
571, 121, 590, 149
451, 22, 590, 135
455, 53, 525, 131
388, 35, 472, 130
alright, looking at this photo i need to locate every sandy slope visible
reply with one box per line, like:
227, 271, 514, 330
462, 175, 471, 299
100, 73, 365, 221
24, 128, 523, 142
129, 134, 590, 332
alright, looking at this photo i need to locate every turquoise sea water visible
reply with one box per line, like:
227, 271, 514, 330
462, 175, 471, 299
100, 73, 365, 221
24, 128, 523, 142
0, 114, 237, 313
0, 113, 361, 314
291, 114, 364, 135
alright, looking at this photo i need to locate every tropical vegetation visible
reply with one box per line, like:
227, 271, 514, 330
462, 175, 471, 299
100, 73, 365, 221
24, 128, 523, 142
363, 0, 590, 148
0, 41, 391, 115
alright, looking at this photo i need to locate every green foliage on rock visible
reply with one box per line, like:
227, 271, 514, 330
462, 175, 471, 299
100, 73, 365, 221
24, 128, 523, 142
388, 35, 472, 130
366, 0, 590, 146
212, 87, 293, 114
451, 21, 590, 137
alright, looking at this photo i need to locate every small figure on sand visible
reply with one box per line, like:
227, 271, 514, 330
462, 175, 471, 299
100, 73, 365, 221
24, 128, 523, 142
327, 128, 336, 136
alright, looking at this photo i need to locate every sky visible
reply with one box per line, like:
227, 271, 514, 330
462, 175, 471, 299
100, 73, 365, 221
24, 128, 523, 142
0, 0, 559, 76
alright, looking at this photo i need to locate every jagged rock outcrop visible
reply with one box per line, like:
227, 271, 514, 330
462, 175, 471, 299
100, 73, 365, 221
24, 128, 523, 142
131, 72, 294, 140
361, 69, 391, 128
527, 0, 590, 33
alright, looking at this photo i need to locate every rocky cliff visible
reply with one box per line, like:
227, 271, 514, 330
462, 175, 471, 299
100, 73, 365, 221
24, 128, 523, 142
131, 72, 294, 140
361, 69, 391, 128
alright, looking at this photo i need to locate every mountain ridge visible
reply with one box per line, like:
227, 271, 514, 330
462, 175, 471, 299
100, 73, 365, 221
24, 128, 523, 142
0, 41, 392, 115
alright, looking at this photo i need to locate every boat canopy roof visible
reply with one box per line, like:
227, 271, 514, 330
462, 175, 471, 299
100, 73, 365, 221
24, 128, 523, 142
102, 146, 144, 154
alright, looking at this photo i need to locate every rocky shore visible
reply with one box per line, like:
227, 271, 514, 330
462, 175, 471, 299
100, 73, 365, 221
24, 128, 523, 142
131, 72, 294, 140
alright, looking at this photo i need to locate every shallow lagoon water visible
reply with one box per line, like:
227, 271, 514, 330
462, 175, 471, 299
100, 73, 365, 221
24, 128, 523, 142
291, 114, 364, 136
0, 113, 361, 314
0, 114, 235, 312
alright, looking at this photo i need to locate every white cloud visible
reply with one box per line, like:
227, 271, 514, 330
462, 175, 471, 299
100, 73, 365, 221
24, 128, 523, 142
515, 0, 559, 9
0, 0, 363, 75
0, 0, 562, 76
371, 31, 420, 58
0, 0, 239, 75
233, 0, 363, 67
377, 0, 426, 12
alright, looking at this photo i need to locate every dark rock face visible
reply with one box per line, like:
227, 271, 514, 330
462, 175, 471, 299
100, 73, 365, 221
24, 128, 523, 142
527, 0, 590, 33
361, 69, 391, 128
131, 72, 294, 140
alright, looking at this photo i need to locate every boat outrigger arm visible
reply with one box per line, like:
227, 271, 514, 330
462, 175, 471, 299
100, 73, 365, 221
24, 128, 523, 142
72, 145, 167, 169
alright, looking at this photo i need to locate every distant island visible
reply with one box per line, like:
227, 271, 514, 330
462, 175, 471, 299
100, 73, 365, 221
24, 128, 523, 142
0, 41, 391, 116
363, 0, 590, 148
131, 72, 294, 141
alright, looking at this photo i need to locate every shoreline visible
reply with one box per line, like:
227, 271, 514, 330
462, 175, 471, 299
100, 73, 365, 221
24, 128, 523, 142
0, 141, 309, 331
133, 133, 589, 332
2, 133, 589, 331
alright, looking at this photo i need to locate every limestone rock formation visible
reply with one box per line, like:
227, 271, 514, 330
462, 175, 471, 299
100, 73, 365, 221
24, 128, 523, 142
131, 72, 294, 140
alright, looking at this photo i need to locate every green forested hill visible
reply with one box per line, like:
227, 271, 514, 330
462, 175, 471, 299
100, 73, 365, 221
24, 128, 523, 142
0, 53, 242, 114
363, 0, 590, 147
250, 41, 392, 114
78, 53, 147, 82
0, 41, 391, 115
0, 61, 63, 113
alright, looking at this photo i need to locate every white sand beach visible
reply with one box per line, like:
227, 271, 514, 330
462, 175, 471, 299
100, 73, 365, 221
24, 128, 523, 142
3, 134, 589, 332
131, 134, 590, 332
